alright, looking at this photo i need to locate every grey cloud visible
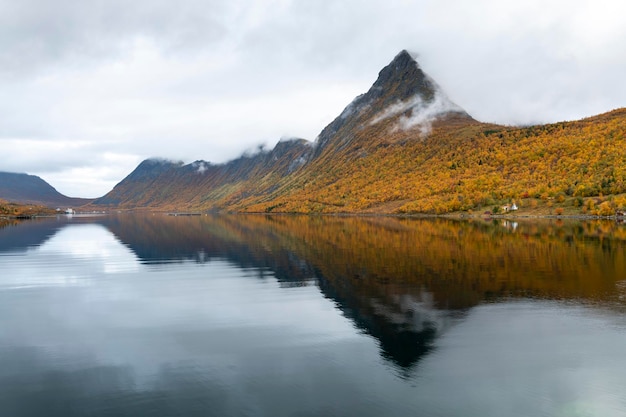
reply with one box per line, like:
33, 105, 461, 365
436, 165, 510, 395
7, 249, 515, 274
0, 139, 110, 173
0, 0, 625, 197
0, 0, 228, 77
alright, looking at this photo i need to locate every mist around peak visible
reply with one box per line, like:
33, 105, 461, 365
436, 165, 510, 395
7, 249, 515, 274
370, 76, 469, 136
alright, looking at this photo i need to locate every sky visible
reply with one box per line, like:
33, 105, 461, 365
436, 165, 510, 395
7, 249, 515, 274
1, 0, 625, 198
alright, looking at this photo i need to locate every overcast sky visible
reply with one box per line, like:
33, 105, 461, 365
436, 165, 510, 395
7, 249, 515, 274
1, 0, 625, 198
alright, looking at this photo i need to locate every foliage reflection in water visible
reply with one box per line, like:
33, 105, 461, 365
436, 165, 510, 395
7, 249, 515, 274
1, 214, 626, 416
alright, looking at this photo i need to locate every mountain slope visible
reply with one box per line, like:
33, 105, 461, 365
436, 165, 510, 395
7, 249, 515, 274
91, 50, 626, 214
0, 172, 93, 208
259, 108, 626, 214
92, 138, 313, 208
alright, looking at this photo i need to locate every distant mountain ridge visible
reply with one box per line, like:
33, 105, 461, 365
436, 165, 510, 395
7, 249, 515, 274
93, 137, 314, 208
89, 50, 626, 214
0, 172, 93, 208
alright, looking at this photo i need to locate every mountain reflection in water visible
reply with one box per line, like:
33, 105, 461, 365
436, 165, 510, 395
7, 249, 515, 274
100, 215, 474, 371
5, 214, 625, 373
3, 214, 626, 416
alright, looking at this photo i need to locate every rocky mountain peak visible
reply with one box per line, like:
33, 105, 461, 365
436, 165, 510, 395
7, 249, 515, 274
371, 49, 436, 105
313, 50, 473, 155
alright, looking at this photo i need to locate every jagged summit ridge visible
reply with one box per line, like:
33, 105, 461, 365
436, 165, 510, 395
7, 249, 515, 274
372, 50, 437, 104
342, 50, 467, 119
313, 50, 473, 154
362, 50, 471, 133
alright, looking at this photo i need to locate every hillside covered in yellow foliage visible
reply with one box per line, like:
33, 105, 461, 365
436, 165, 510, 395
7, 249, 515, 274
91, 51, 626, 216
247, 108, 626, 215
0, 199, 56, 219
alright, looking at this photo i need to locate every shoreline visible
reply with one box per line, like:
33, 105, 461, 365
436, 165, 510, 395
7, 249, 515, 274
3, 209, 625, 223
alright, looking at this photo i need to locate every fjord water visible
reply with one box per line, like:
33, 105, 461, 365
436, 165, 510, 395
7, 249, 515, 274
1, 215, 626, 416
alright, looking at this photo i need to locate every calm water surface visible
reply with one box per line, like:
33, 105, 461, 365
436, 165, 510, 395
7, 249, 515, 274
1, 214, 626, 416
